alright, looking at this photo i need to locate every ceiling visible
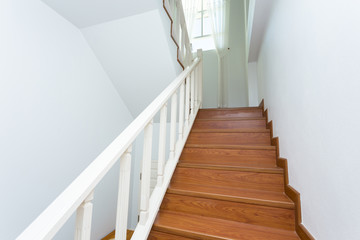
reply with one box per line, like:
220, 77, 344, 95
41, 0, 158, 28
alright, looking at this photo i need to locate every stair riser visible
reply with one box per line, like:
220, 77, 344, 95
161, 194, 295, 231
187, 132, 271, 145
180, 148, 277, 167
193, 119, 266, 129
172, 168, 284, 192
197, 110, 263, 119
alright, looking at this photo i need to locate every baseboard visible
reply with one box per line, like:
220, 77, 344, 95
259, 99, 315, 240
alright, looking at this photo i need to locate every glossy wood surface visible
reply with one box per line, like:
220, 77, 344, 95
161, 193, 295, 230
172, 167, 285, 192
187, 132, 271, 145
153, 211, 300, 240
149, 107, 302, 239
193, 118, 266, 129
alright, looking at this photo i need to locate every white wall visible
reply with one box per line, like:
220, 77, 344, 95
256, 1, 360, 239
226, 0, 249, 107
247, 62, 259, 106
0, 1, 133, 239
202, 50, 219, 108
81, 9, 181, 118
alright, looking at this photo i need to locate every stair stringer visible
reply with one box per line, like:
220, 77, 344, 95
259, 99, 315, 240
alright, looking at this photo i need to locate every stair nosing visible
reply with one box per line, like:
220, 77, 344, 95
153, 210, 299, 240
199, 107, 262, 111
184, 144, 276, 150
196, 117, 266, 121
177, 163, 283, 174
191, 128, 270, 133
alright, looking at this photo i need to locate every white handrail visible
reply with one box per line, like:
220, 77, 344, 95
163, 0, 193, 68
17, 51, 203, 240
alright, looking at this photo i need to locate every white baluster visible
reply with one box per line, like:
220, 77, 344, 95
74, 191, 94, 240
197, 49, 203, 107
185, 77, 190, 127
169, 93, 177, 160
190, 70, 195, 116
178, 82, 185, 142
194, 67, 198, 108
139, 121, 153, 225
157, 104, 167, 187
115, 146, 132, 240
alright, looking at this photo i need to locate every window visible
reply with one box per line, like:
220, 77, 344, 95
191, 0, 215, 51
192, 0, 212, 38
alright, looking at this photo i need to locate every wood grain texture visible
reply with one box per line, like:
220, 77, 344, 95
148, 105, 310, 239
197, 108, 263, 119
193, 118, 266, 129
167, 182, 295, 209
153, 211, 300, 240
177, 163, 283, 174
161, 193, 296, 230
101, 230, 133, 240
187, 132, 271, 145
184, 144, 276, 150
148, 230, 195, 240
172, 167, 285, 192
180, 147, 277, 167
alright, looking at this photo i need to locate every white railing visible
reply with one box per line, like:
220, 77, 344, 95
163, 0, 193, 68
17, 49, 203, 240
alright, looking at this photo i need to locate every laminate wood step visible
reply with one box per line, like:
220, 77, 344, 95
191, 128, 270, 133
177, 163, 283, 174
161, 193, 295, 230
193, 118, 266, 129
180, 147, 277, 168
153, 211, 300, 240
171, 167, 285, 192
148, 230, 195, 240
187, 132, 271, 145
168, 183, 294, 209
185, 144, 276, 150
197, 108, 263, 119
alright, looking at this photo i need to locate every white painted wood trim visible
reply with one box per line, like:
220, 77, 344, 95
157, 104, 167, 187
74, 191, 94, 240
169, 93, 177, 160
16, 58, 201, 240
115, 146, 132, 240
139, 121, 153, 225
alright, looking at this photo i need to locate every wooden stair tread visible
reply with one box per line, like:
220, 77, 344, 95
191, 128, 270, 133
185, 144, 276, 150
172, 167, 285, 192
200, 107, 262, 111
187, 132, 271, 146
196, 117, 266, 121
153, 210, 300, 240
193, 118, 266, 129
180, 147, 277, 168
177, 163, 283, 174
148, 230, 195, 240
197, 109, 263, 119
168, 183, 294, 209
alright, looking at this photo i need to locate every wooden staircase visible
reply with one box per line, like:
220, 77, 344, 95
148, 107, 302, 240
